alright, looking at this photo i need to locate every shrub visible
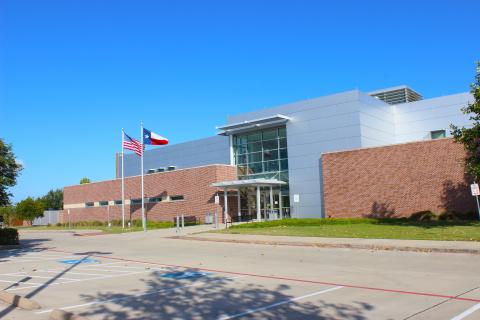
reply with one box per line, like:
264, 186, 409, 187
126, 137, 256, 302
438, 210, 478, 221
409, 211, 437, 221
0, 228, 19, 245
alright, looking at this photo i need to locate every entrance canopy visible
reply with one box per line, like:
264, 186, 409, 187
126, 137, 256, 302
211, 178, 287, 189
216, 114, 291, 136
212, 178, 287, 222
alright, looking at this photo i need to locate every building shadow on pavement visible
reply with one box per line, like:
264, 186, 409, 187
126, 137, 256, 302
77, 270, 375, 320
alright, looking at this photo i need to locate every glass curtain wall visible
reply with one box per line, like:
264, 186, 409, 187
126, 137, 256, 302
232, 126, 290, 218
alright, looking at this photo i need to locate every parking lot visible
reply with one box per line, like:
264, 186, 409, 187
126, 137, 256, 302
1, 230, 480, 319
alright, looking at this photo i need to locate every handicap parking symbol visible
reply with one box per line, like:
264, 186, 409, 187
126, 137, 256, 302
58, 258, 100, 264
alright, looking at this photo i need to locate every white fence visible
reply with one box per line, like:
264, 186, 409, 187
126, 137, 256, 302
32, 210, 60, 226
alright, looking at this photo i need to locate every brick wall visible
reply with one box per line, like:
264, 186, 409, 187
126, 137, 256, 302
322, 138, 475, 218
61, 164, 238, 223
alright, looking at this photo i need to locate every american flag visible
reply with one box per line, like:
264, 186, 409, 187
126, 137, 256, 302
123, 132, 143, 156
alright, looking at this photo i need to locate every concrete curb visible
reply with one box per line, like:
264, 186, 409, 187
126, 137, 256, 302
50, 309, 90, 320
170, 236, 480, 254
0, 291, 41, 310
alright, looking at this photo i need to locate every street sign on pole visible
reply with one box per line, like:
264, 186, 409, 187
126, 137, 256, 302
471, 184, 480, 196
471, 183, 480, 220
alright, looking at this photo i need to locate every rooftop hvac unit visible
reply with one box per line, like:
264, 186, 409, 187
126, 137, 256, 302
167, 166, 177, 171
147, 169, 155, 174
156, 168, 165, 172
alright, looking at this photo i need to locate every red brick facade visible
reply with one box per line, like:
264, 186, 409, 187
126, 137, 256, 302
61, 165, 238, 223
322, 138, 475, 218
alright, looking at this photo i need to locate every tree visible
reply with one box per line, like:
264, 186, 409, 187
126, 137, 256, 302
0, 139, 23, 206
451, 62, 480, 182
16, 197, 44, 224
39, 189, 63, 210
0, 205, 16, 226
80, 177, 91, 184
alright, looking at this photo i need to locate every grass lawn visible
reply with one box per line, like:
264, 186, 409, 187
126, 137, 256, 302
16, 221, 174, 234
220, 218, 480, 241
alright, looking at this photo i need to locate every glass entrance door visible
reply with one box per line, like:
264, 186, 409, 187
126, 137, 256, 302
260, 187, 281, 220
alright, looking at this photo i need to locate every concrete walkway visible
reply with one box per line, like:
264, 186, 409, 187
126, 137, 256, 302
173, 232, 480, 254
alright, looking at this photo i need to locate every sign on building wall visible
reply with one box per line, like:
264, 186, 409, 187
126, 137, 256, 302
293, 194, 300, 203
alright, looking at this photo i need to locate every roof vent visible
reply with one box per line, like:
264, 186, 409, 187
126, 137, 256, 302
368, 86, 422, 105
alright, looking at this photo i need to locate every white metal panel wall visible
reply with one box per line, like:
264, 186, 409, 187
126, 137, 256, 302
227, 90, 367, 218
358, 94, 396, 147
393, 92, 472, 143
121, 135, 230, 177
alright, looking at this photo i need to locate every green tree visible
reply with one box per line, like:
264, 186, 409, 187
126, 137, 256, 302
0, 139, 23, 206
0, 205, 16, 226
79, 177, 91, 184
16, 197, 44, 224
451, 62, 480, 181
39, 189, 63, 210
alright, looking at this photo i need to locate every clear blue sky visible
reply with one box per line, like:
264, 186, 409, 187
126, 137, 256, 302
0, 0, 479, 203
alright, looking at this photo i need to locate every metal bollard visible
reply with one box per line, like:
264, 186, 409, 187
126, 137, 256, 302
181, 214, 185, 229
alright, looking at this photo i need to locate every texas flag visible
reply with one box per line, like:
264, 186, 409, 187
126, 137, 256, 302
143, 128, 169, 145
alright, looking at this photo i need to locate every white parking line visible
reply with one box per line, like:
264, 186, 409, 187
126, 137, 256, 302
38, 270, 113, 277
218, 286, 344, 320
0, 279, 43, 285
36, 275, 249, 314
7, 270, 152, 292
2, 274, 81, 281
451, 303, 480, 320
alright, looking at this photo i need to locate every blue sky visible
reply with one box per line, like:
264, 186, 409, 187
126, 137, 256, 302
0, 0, 479, 203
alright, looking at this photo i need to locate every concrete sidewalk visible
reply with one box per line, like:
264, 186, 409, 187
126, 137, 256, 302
172, 232, 480, 254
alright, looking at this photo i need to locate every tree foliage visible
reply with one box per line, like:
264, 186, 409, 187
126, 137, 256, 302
80, 177, 91, 184
39, 188, 63, 210
0, 205, 16, 226
451, 62, 480, 181
16, 197, 44, 223
0, 139, 23, 206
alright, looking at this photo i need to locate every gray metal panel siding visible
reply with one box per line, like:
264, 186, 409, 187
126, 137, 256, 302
120, 135, 230, 177
393, 92, 472, 143
225, 90, 367, 218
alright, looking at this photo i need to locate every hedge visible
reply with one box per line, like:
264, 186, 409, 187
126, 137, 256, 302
0, 228, 19, 245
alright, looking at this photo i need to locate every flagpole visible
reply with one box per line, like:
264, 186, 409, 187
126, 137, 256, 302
140, 121, 146, 232
121, 128, 125, 229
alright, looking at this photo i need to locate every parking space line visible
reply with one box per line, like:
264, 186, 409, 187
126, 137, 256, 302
3, 274, 81, 281
72, 267, 138, 273
36, 275, 248, 315
48, 248, 480, 304
218, 286, 343, 320
0, 279, 43, 285
6, 270, 152, 292
38, 270, 114, 277
451, 303, 480, 320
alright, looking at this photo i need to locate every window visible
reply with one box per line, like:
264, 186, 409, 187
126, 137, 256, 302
431, 130, 446, 140
149, 197, 162, 203
85, 202, 94, 208
233, 126, 289, 183
114, 200, 123, 205
170, 195, 184, 201
99, 201, 108, 207
131, 198, 142, 205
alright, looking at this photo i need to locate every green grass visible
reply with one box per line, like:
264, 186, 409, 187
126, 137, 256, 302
16, 220, 175, 234
220, 218, 480, 241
